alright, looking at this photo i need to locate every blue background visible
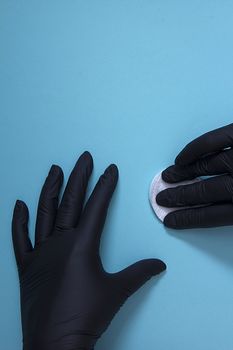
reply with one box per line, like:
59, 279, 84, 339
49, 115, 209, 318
1, 1, 233, 349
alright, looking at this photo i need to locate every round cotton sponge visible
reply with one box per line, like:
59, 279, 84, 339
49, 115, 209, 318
149, 171, 201, 222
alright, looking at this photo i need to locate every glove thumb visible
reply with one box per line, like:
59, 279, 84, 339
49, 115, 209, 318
117, 259, 166, 297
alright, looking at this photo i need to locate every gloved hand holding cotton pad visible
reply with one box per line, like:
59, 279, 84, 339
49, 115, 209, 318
149, 171, 201, 222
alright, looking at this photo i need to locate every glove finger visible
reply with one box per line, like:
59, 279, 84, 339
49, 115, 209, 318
162, 149, 233, 183
78, 164, 118, 249
164, 203, 233, 229
116, 259, 166, 297
12, 200, 33, 267
35, 165, 63, 246
175, 123, 233, 165
157, 175, 233, 207
55, 151, 93, 230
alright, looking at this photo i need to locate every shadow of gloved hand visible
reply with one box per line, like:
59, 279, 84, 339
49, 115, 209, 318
12, 151, 166, 350
156, 123, 233, 229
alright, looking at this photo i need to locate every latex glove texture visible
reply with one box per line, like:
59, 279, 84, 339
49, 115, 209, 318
12, 152, 166, 350
156, 123, 233, 229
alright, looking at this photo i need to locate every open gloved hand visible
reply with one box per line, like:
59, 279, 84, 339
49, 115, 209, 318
156, 123, 233, 229
12, 152, 166, 350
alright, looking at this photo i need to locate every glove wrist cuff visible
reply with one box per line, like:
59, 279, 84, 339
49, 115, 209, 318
23, 334, 97, 350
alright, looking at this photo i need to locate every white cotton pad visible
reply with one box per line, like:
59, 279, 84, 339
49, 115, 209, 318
149, 171, 201, 222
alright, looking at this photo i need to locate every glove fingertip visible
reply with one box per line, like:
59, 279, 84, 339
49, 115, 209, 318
156, 190, 170, 206
103, 164, 119, 187
142, 259, 167, 276
161, 167, 178, 183
164, 212, 179, 229
13, 200, 28, 219
15, 199, 24, 207
50, 164, 63, 174
106, 163, 119, 177
82, 151, 94, 170
161, 170, 170, 182
151, 259, 167, 275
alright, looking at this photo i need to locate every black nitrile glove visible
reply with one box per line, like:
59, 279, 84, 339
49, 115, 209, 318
156, 123, 233, 229
12, 152, 166, 350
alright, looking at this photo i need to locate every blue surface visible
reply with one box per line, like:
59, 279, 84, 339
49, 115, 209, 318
1, 1, 233, 349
